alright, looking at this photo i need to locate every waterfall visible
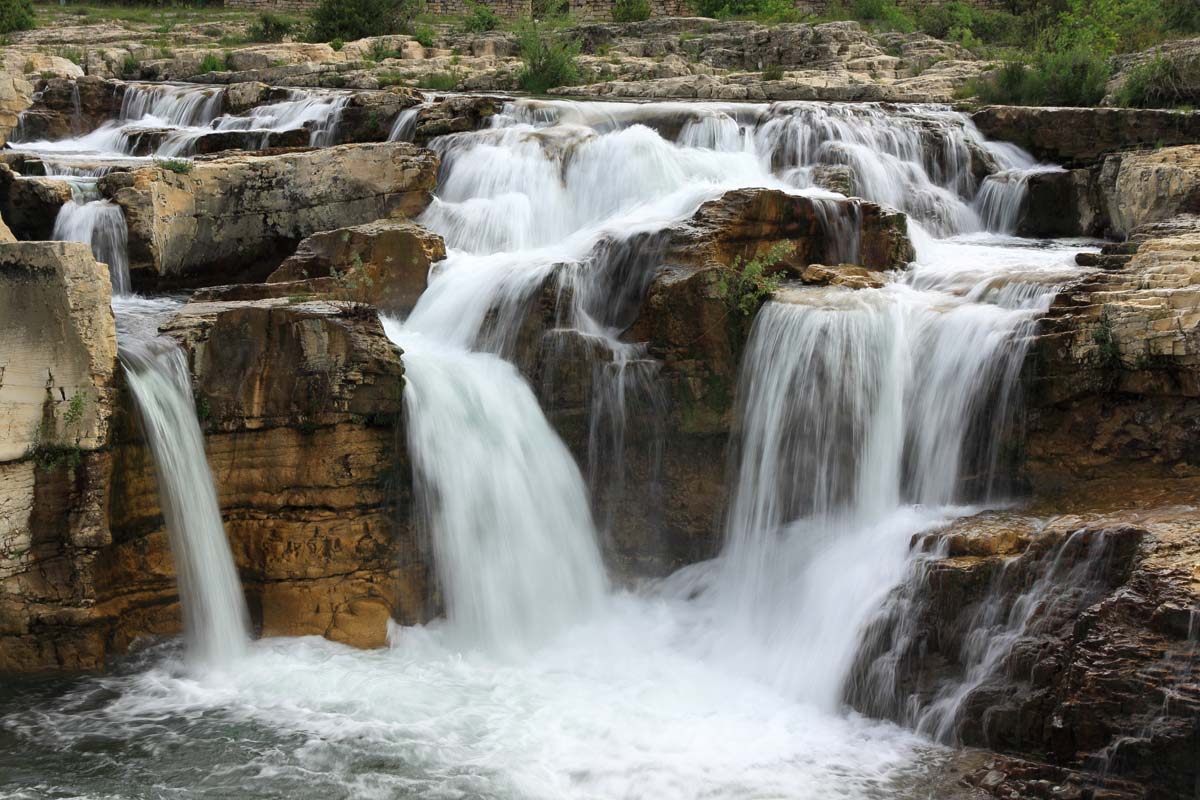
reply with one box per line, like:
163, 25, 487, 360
707, 234, 1068, 708
50, 176, 131, 295
120, 335, 250, 667
380, 328, 607, 652
387, 105, 425, 142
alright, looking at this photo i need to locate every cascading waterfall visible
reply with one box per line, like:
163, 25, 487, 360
383, 329, 608, 651
119, 330, 250, 668
0, 96, 1127, 800
11, 83, 349, 160
387, 104, 426, 142
50, 173, 131, 295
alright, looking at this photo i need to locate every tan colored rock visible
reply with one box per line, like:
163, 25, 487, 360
0, 242, 117, 463
0, 73, 32, 147
190, 220, 445, 312
1028, 215, 1200, 487
1099, 145, 1200, 238
0, 211, 14, 243
99, 143, 438, 288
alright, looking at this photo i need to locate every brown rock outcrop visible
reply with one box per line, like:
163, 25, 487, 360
972, 106, 1200, 169
1027, 216, 1200, 488
665, 188, 915, 272
848, 510, 1199, 799
99, 142, 438, 289
0, 164, 73, 240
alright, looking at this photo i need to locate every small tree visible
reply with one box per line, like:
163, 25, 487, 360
309, 0, 423, 43
612, 0, 651, 23
0, 0, 35, 35
516, 17, 581, 94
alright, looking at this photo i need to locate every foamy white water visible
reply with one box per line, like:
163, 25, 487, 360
0, 96, 1100, 800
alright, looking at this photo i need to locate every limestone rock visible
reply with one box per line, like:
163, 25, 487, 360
0, 242, 118, 672
0, 73, 32, 147
1098, 145, 1200, 238
1019, 168, 1105, 238
1027, 215, 1200, 487
972, 106, 1200, 168
0, 242, 117, 463
100, 142, 438, 289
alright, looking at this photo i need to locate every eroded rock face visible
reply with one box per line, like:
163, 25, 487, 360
99, 143, 438, 289
0, 164, 73, 241
848, 510, 1199, 799
665, 188, 915, 272
193, 220, 446, 315
1099, 145, 1200, 239
9, 76, 124, 143
0, 241, 118, 672
972, 106, 1200, 168
128, 299, 430, 648
1027, 215, 1200, 487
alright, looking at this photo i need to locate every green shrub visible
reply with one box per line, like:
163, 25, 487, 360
714, 242, 793, 317
330, 37, 345, 50
761, 63, 784, 81
158, 158, 192, 174
412, 23, 436, 47
122, 54, 141, 76
918, 1, 1022, 45
462, 0, 500, 31
369, 39, 396, 61
0, 0, 34, 35
516, 17, 581, 94
532, 0, 568, 17
198, 52, 226, 72
1115, 53, 1200, 108
849, 0, 916, 31
420, 70, 463, 89
248, 11, 293, 43
972, 47, 1111, 106
309, 0, 423, 43
1166, 0, 1200, 33
612, 0, 651, 22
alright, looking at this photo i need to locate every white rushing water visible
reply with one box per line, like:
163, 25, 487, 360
45, 165, 132, 295
0, 97, 1098, 799
118, 304, 250, 668
12, 83, 350, 162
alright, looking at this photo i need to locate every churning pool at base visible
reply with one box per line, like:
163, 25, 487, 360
0, 575, 968, 800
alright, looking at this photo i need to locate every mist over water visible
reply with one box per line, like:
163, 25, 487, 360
0, 97, 1091, 799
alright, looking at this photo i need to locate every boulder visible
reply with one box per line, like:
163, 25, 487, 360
665, 188, 915, 272
1018, 168, 1106, 238
99, 142, 438, 289
333, 88, 425, 144
412, 95, 506, 145
972, 106, 1200, 168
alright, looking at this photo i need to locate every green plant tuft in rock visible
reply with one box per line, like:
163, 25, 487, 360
714, 242, 793, 317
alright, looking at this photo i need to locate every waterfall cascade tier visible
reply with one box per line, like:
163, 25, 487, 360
118, 308, 250, 667
12, 83, 349, 163
50, 174, 131, 295
5, 94, 1172, 800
